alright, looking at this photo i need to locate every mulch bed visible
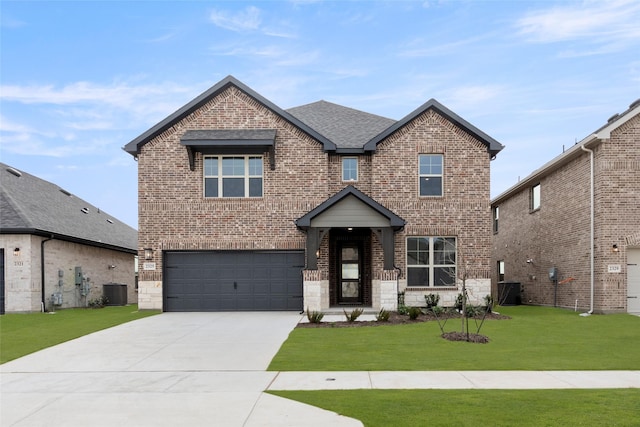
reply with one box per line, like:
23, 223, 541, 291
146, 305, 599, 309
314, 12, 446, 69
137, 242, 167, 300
297, 310, 509, 343
296, 310, 510, 329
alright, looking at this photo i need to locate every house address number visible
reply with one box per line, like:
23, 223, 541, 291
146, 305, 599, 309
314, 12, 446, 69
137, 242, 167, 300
143, 262, 156, 271
607, 264, 621, 273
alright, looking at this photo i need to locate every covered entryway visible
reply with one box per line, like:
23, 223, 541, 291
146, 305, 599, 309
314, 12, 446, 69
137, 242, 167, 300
296, 185, 405, 311
163, 250, 304, 312
628, 248, 640, 313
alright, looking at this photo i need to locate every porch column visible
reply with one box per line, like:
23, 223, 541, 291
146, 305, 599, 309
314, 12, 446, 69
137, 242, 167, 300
304, 227, 329, 270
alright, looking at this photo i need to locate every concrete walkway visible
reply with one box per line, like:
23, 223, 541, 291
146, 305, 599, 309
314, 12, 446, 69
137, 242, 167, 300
2, 312, 639, 427
268, 370, 640, 390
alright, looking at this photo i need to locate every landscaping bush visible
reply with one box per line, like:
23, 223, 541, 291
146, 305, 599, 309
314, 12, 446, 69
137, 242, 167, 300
344, 308, 364, 322
376, 308, 390, 322
407, 306, 421, 320
306, 309, 325, 323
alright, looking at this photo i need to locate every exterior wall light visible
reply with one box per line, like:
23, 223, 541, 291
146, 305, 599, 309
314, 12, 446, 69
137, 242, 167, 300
612, 244, 619, 253
13, 247, 20, 256
144, 248, 154, 260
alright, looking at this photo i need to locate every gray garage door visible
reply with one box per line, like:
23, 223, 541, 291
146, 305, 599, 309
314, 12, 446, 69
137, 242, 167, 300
163, 251, 304, 312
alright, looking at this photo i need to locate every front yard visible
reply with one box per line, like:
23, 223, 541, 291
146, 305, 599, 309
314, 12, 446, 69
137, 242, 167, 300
269, 305, 640, 371
270, 306, 640, 426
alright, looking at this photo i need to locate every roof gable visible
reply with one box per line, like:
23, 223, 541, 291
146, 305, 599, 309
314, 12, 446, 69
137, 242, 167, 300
0, 163, 137, 253
124, 75, 336, 155
296, 185, 405, 229
363, 98, 504, 157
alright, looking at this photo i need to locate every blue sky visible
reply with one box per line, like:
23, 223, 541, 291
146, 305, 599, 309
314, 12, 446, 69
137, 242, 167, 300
2, 0, 639, 229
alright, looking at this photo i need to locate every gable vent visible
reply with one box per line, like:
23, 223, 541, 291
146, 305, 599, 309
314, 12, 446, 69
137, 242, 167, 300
81, 208, 89, 214
6, 167, 22, 177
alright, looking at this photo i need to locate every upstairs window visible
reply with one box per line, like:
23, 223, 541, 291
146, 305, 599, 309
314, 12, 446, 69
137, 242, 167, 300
531, 183, 541, 211
204, 155, 263, 198
419, 154, 443, 196
497, 260, 505, 282
493, 206, 499, 233
342, 157, 358, 181
407, 237, 456, 287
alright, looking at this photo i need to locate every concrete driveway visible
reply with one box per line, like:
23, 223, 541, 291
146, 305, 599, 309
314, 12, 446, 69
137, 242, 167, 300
0, 312, 361, 427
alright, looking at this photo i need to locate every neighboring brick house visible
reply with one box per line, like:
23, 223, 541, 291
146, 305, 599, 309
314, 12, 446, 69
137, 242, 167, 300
0, 163, 138, 313
125, 76, 503, 312
491, 100, 640, 314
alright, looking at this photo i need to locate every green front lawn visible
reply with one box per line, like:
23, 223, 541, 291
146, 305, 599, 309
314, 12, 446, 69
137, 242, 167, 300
269, 306, 640, 371
271, 389, 640, 427
0, 305, 160, 363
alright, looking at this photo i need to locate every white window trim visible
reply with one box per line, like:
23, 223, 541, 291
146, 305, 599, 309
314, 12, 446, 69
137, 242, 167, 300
406, 236, 457, 287
342, 157, 358, 182
418, 154, 444, 197
203, 155, 263, 198
531, 183, 541, 211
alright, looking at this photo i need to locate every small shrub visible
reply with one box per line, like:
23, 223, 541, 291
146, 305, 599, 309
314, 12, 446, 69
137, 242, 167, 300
344, 308, 364, 322
397, 304, 409, 315
431, 305, 444, 316
484, 294, 494, 313
376, 308, 390, 322
408, 306, 421, 320
306, 308, 325, 323
397, 291, 405, 307
88, 295, 109, 308
424, 293, 440, 308
465, 304, 479, 318
454, 293, 464, 311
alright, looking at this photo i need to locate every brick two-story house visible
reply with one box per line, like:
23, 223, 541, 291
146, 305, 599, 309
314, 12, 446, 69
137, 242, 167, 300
491, 99, 640, 314
125, 76, 503, 312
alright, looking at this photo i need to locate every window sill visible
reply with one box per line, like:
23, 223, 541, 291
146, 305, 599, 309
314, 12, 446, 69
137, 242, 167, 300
406, 287, 458, 291
529, 208, 540, 214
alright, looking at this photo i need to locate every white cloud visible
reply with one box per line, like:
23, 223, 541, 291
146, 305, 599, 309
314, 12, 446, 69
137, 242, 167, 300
516, 0, 640, 45
209, 6, 262, 32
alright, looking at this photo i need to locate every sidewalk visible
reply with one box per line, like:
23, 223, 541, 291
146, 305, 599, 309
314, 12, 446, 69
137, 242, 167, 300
268, 370, 640, 390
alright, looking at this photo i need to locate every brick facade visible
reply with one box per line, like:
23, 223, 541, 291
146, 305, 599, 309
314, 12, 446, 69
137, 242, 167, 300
492, 109, 640, 313
132, 78, 498, 311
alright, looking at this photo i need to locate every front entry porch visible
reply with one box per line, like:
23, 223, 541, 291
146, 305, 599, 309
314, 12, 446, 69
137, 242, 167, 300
296, 186, 406, 312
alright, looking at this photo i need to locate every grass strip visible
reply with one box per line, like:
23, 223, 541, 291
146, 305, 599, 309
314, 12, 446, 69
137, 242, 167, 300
0, 305, 160, 363
270, 389, 640, 426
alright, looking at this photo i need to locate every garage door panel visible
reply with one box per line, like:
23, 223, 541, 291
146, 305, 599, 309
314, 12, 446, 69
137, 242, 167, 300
164, 251, 303, 312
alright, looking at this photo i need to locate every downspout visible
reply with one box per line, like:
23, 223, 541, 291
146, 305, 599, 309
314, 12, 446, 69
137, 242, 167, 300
41, 236, 54, 312
580, 145, 594, 316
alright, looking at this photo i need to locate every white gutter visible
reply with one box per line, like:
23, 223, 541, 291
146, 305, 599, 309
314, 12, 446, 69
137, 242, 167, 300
580, 144, 595, 316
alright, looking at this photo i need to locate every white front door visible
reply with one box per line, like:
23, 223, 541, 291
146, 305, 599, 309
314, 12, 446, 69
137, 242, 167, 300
628, 248, 640, 313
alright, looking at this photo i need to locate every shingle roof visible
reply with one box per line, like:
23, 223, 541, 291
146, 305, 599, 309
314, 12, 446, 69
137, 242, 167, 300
286, 100, 396, 151
0, 163, 137, 253
123, 75, 503, 157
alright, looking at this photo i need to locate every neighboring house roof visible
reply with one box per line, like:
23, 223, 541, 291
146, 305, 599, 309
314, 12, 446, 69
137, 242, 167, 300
124, 75, 504, 157
0, 163, 137, 253
296, 185, 406, 230
492, 98, 640, 205
286, 100, 396, 152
